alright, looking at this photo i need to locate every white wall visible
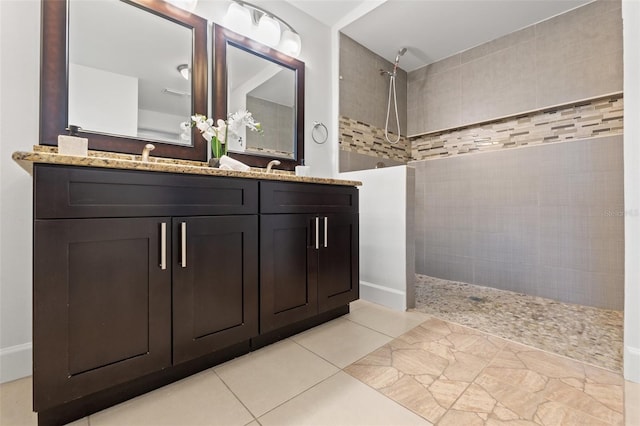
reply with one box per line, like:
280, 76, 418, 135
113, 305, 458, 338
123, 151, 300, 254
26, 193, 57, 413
0, 0, 336, 382
0, 0, 40, 383
340, 166, 415, 311
623, 0, 640, 384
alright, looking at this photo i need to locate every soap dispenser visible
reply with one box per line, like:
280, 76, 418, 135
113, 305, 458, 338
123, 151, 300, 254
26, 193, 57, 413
295, 159, 310, 177
58, 125, 88, 156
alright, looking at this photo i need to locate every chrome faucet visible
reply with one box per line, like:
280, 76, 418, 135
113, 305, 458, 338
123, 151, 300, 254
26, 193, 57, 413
266, 160, 281, 173
141, 144, 155, 162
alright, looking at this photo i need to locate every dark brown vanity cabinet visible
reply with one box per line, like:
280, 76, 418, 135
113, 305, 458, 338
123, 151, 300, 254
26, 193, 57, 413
31, 164, 358, 425
33, 165, 259, 415
259, 182, 359, 333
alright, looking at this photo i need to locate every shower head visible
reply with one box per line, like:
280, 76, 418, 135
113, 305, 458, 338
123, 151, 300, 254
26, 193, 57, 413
394, 47, 407, 66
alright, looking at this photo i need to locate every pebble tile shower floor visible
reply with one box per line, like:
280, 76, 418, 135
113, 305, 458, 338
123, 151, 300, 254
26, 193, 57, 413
412, 274, 623, 372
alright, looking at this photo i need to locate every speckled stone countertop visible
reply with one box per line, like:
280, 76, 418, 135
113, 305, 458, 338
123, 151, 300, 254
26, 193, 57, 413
12, 146, 362, 187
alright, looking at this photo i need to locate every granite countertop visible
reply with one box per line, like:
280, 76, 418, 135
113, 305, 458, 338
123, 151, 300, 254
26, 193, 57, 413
12, 147, 362, 187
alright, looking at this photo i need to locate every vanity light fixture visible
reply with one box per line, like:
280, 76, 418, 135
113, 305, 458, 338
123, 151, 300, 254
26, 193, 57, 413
225, 0, 302, 57
256, 14, 280, 47
177, 64, 190, 80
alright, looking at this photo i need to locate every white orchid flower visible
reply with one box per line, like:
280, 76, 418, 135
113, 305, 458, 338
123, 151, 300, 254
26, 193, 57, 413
191, 110, 261, 157
196, 121, 210, 132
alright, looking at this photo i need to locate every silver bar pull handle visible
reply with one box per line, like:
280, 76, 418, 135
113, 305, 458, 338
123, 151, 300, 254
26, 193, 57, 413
315, 217, 320, 250
324, 216, 328, 248
160, 222, 167, 270
181, 222, 187, 268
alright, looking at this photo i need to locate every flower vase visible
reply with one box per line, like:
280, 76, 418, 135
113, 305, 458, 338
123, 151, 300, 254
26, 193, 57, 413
209, 136, 226, 167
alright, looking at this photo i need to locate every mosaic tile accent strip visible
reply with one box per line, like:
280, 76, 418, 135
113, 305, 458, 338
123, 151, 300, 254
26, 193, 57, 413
244, 146, 294, 159
412, 275, 623, 373
410, 95, 624, 160
346, 317, 624, 425
339, 116, 411, 163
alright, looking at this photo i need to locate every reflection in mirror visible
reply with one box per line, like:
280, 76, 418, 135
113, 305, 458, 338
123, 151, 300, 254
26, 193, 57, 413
40, 0, 208, 161
68, 1, 192, 145
226, 45, 295, 159
214, 24, 304, 171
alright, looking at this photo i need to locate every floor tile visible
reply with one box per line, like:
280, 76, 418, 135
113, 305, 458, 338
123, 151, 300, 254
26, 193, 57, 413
626, 380, 640, 426
258, 371, 432, 426
346, 318, 506, 424
0, 376, 38, 426
349, 299, 370, 311
89, 370, 253, 426
413, 274, 623, 372
290, 317, 392, 368
347, 315, 628, 426
214, 339, 338, 417
346, 301, 430, 337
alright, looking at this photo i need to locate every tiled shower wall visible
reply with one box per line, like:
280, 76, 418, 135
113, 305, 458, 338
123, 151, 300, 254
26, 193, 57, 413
339, 116, 410, 163
408, 0, 624, 309
411, 95, 623, 160
339, 34, 409, 171
246, 96, 294, 157
407, 0, 622, 136
413, 135, 624, 310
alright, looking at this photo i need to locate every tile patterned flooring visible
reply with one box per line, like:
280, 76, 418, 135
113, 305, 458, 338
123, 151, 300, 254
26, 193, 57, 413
413, 275, 624, 373
1, 299, 638, 426
346, 317, 626, 425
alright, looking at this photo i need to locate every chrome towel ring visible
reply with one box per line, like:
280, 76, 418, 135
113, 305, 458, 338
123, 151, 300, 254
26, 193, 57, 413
312, 121, 328, 144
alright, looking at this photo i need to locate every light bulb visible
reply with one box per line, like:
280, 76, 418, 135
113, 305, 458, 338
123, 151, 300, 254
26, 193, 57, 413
256, 14, 280, 47
279, 29, 301, 57
225, 2, 252, 37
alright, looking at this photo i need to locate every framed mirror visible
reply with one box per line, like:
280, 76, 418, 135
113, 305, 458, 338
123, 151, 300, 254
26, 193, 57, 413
214, 24, 304, 171
40, 0, 208, 161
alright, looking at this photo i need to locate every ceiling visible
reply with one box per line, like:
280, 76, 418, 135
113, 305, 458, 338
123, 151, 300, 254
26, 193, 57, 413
287, 0, 593, 72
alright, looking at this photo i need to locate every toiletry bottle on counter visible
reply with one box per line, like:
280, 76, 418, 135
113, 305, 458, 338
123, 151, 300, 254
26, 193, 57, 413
58, 125, 88, 156
295, 159, 310, 176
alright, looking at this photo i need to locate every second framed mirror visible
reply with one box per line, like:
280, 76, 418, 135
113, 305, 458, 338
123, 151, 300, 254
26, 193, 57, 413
214, 24, 304, 171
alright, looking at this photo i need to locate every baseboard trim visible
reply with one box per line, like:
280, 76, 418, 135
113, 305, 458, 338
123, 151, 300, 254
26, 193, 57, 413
625, 345, 640, 383
360, 281, 406, 311
0, 342, 32, 383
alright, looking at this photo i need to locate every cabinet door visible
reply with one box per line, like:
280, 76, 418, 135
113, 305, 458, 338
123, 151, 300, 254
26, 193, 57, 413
317, 213, 359, 313
172, 216, 258, 364
33, 218, 171, 411
260, 214, 318, 333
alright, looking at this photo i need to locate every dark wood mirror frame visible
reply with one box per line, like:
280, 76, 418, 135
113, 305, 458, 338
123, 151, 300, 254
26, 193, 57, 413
214, 24, 305, 171
40, 0, 208, 161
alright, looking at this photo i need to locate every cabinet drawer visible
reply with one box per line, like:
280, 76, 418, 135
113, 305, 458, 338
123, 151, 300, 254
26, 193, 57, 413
34, 164, 258, 219
260, 181, 358, 214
